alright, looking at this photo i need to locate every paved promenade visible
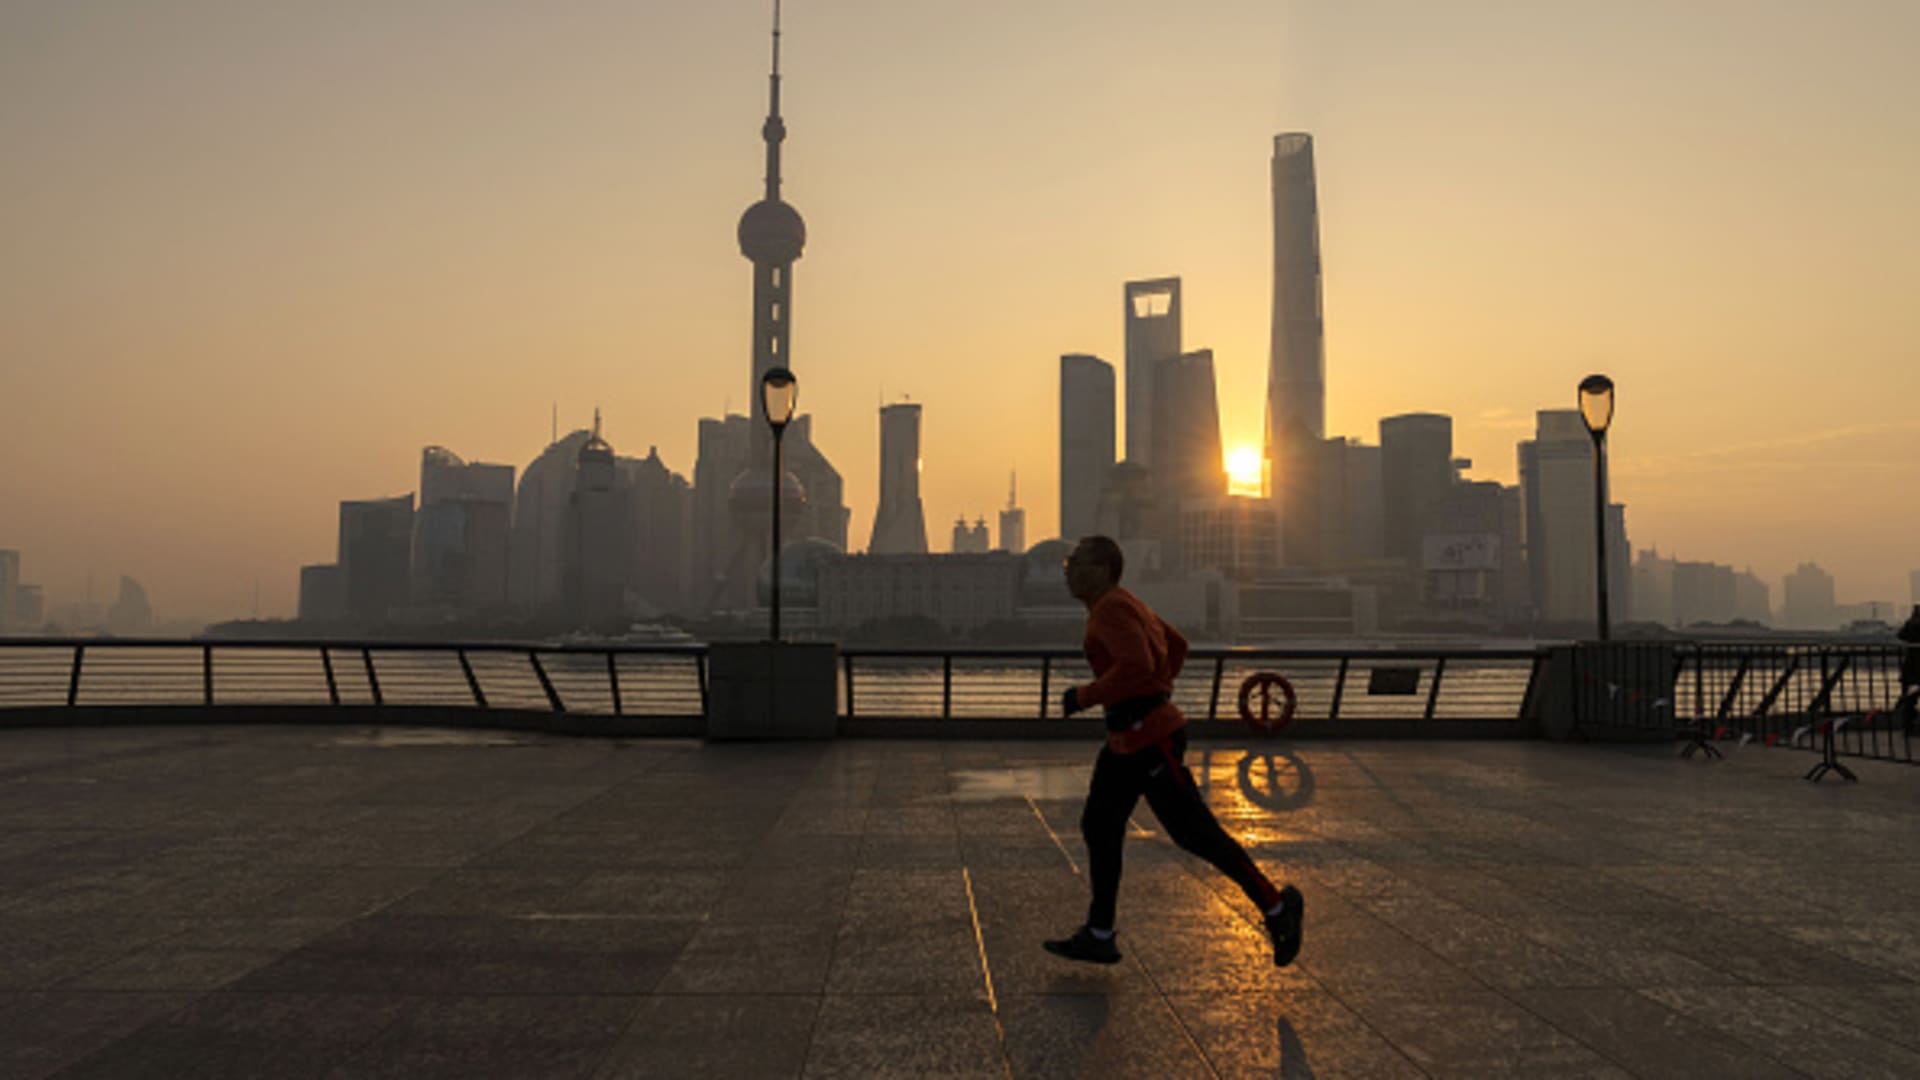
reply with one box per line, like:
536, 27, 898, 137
3, 725, 1920, 1078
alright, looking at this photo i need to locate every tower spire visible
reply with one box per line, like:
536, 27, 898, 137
763, 0, 785, 200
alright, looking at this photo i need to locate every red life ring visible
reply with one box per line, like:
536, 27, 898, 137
1237, 672, 1298, 733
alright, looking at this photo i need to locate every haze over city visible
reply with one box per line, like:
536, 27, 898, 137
4, 0, 1917, 623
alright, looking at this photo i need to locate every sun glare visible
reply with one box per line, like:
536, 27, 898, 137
1225, 446, 1263, 496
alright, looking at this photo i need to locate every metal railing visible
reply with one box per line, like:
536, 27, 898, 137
1572, 641, 1918, 778
0, 638, 1548, 734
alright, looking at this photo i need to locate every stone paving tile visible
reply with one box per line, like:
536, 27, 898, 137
7, 727, 1920, 1076
802, 993, 1005, 1079
593, 994, 819, 1078
1168, 990, 1424, 1079
1645, 985, 1920, 1079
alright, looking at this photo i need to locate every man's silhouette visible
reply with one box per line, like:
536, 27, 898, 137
1043, 535, 1303, 966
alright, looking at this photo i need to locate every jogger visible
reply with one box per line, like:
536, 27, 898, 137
1043, 535, 1303, 968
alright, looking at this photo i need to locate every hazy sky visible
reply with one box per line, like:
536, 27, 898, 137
4, 1, 1917, 620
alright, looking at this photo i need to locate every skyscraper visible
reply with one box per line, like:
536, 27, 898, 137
1783, 562, 1838, 630
998, 473, 1026, 555
413, 445, 513, 612
868, 403, 928, 555
1123, 277, 1181, 465
1266, 133, 1327, 568
1518, 410, 1596, 627
1380, 413, 1454, 565
1058, 354, 1115, 541
1149, 349, 1226, 511
338, 495, 414, 622
511, 429, 592, 610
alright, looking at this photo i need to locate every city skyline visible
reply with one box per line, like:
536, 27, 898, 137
4, 2, 1918, 619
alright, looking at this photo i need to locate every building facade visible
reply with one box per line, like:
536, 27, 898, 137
868, 403, 929, 555
1058, 354, 1116, 542
816, 552, 1023, 633
1266, 133, 1328, 569
338, 495, 414, 623
1123, 277, 1182, 466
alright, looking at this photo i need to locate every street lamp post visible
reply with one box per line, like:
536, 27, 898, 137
761, 367, 797, 642
1579, 374, 1615, 642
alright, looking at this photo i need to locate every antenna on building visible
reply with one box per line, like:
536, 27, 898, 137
592, 406, 602, 440
1008, 470, 1017, 510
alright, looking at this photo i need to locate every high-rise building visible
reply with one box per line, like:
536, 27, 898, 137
1380, 413, 1454, 565
298, 564, 347, 623
0, 549, 18, 632
997, 473, 1026, 555
1317, 438, 1384, 567
1178, 496, 1280, 582
1783, 562, 1837, 630
108, 576, 153, 635
1123, 277, 1182, 465
1059, 354, 1116, 542
1149, 349, 1226, 510
565, 416, 628, 624
338, 495, 414, 622
620, 448, 693, 615
951, 517, 990, 554
413, 446, 514, 612
869, 403, 928, 555
1266, 133, 1328, 569
511, 429, 593, 611
1518, 410, 1598, 628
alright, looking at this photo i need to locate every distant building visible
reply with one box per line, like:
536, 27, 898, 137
1734, 570, 1771, 625
1059, 354, 1116, 541
1123, 277, 1182, 466
1633, 549, 1676, 627
565, 419, 627, 624
413, 446, 514, 612
1266, 133, 1328, 571
620, 448, 693, 616
951, 517, 990, 554
1318, 438, 1385, 568
694, 412, 847, 616
1177, 496, 1281, 582
1381, 413, 1454, 566
338, 495, 414, 622
1783, 562, 1838, 630
108, 576, 153, 635
298, 564, 347, 623
1519, 410, 1599, 628
1238, 573, 1375, 640
997, 473, 1025, 555
0, 549, 17, 632
816, 552, 1023, 633
869, 403, 929, 555
1672, 560, 1738, 627
511, 429, 594, 611
1149, 349, 1226, 510
12, 586, 42, 629
1419, 480, 1516, 627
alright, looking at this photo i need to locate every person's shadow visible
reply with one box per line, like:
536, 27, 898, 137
1274, 1014, 1314, 1077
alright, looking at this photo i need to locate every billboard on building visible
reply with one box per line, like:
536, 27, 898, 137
1422, 533, 1500, 571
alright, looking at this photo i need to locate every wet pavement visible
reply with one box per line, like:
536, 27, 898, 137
3, 725, 1920, 1077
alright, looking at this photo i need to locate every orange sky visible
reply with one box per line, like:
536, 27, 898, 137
3, 1, 1917, 621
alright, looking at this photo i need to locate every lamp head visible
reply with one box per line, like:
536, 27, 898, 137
1578, 373, 1615, 437
761, 366, 797, 431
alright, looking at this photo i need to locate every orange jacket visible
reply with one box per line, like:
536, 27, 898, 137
1075, 586, 1189, 754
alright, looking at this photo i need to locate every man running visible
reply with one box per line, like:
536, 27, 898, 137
1043, 535, 1303, 967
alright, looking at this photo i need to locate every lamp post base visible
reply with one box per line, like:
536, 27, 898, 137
705, 641, 837, 740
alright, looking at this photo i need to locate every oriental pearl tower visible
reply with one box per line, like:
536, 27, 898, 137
721, 1, 809, 611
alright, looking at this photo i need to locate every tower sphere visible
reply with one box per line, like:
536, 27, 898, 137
738, 199, 806, 264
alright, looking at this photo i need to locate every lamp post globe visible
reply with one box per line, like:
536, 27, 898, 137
760, 367, 797, 641
1578, 373, 1614, 641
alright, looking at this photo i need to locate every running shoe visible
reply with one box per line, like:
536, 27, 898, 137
1265, 885, 1304, 967
1042, 926, 1121, 965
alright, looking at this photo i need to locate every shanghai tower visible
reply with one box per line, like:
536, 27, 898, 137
1264, 132, 1326, 566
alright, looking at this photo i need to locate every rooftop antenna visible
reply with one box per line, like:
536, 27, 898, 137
1008, 470, 1017, 510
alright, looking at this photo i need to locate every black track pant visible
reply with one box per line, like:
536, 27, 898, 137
1080, 728, 1280, 930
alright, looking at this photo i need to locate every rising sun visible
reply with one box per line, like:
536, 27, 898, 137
1225, 446, 1264, 495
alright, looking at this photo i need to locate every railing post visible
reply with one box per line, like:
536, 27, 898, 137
1208, 655, 1224, 723
529, 651, 565, 713
67, 645, 85, 707
606, 652, 623, 717
1717, 654, 1751, 719
1425, 657, 1447, 721
696, 651, 709, 720
1329, 656, 1350, 721
842, 652, 855, 719
1038, 655, 1051, 719
321, 647, 340, 706
458, 649, 488, 708
202, 644, 214, 707
942, 654, 953, 720
362, 647, 383, 706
